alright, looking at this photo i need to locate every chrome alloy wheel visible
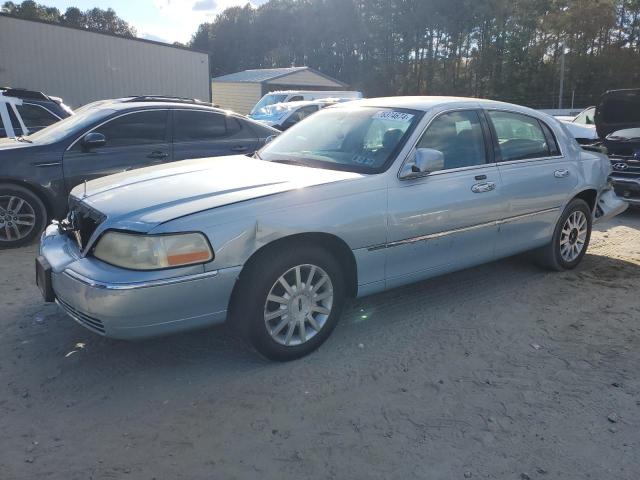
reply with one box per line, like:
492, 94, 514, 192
0, 195, 36, 242
264, 264, 334, 347
560, 210, 588, 262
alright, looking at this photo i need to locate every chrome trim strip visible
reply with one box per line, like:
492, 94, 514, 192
33, 162, 62, 167
63, 268, 219, 290
368, 207, 560, 251
497, 207, 559, 225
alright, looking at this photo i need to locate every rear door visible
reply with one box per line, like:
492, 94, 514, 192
486, 109, 579, 256
62, 109, 171, 193
386, 109, 504, 288
172, 109, 261, 160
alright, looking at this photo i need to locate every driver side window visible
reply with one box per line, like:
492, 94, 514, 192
416, 110, 487, 170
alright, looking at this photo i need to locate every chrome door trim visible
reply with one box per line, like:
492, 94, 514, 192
367, 207, 560, 251
496, 155, 565, 166
63, 268, 219, 290
66, 108, 171, 151
496, 207, 559, 225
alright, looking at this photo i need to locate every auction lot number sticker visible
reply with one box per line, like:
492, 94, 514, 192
373, 111, 414, 122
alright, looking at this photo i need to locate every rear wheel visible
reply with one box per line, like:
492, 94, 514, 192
537, 198, 592, 271
0, 184, 47, 248
233, 244, 345, 361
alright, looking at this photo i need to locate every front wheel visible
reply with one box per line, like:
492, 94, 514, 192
537, 198, 592, 271
0, 184, 47, 249
233, 245, 346, 361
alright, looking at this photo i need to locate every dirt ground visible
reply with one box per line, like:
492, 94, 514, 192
1, 209, 639, 480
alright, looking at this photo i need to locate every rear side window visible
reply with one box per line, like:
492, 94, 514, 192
17, 103, 59, 130
94, 110, 168, 147
488, 111, 550, 161
540, 121, 561, 156
8, 106, 23, 135
173, 110, 228, 141
416, 110, 487, 170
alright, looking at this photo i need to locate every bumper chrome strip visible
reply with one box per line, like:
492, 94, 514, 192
63, 269, 219, 290
368, 207, 560, 251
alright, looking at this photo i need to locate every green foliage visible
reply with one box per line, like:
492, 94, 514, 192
192, 0, 640, 108
2, 0, 136, 37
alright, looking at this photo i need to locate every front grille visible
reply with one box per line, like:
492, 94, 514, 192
57, 297, 106, 335
609, 158, 640, 179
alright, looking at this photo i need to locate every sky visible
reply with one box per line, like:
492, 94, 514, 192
45, 0, 268, 44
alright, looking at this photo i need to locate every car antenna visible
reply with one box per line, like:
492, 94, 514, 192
83, 179, 87, 198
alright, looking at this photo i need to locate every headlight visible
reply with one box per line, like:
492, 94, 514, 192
93, 231, 213, 270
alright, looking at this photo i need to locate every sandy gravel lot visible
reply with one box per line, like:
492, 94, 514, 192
1, 209, 639, 480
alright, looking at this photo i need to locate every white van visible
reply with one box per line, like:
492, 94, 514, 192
250, 90, 362, 116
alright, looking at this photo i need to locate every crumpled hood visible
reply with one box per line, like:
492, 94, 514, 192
72, 156, 362, 228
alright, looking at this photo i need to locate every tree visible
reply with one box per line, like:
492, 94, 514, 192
2, 1, 136, 37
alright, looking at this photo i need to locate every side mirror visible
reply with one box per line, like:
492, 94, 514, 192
400, 148, 445, 179
82, 132, 106, 150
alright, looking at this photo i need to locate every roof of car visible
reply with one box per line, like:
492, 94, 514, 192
82, 98, 230, 114
342, 96, 542, 115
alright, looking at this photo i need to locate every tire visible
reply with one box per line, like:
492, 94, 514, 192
0, 184, 47, 249
536, 198, 592, 271
232, 244, 346, 361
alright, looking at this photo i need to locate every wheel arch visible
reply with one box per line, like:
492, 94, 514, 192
228, 232, 359, 315
0, 177, 54, 220
573, 188, 598, 213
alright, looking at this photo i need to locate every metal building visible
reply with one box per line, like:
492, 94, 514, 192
0, 14, 210, 108
211, 67, 349, 114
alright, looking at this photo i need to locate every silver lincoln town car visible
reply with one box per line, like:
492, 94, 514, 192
37, 97, 627, 360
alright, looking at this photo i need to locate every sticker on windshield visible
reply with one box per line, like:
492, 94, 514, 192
373, 111, 414, 122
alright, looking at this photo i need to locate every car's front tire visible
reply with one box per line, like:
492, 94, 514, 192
537, 198, 592, 271
0, 184, 47, 249
233, 244, 346, 361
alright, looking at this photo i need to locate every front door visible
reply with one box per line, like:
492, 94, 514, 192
386, 109, 504, 289
485, 110, 580, 256
63, 110, 171, 193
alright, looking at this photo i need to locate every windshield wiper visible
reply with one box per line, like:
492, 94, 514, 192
15, 136, 33, 143
270, 159, 309, 166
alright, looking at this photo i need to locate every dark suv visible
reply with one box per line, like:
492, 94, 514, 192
0, 88, 73, 138
0, 96, 279, 247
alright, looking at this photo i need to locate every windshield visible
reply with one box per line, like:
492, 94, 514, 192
25, 107, 115, 144
250, 103, 294, 121
251, 94, 289, 115
259, 106, 422, 173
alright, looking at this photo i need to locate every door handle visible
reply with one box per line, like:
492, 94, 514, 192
147, 151, 169, 160
471, 181, 496, 193
231, 145, 248, 152
554, 169, 570, 178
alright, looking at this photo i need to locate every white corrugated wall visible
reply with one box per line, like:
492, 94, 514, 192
211, 82, 262, 115
0, 15, 210, 107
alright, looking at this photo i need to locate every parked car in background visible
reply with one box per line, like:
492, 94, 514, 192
250, 90, 362, 116
556, 106, 598, 144
249, 99, 349, 130
0, 87, 72, 138
0, 96, 278, 247
37, 97, 626, 360
562, 89, 640, 205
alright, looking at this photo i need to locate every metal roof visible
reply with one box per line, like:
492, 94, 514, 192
211, 67, 347, 86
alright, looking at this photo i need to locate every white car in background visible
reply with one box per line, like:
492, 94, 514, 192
557, 106, 598, 144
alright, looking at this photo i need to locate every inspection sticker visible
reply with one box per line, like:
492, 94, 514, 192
373, 111, 414, 122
